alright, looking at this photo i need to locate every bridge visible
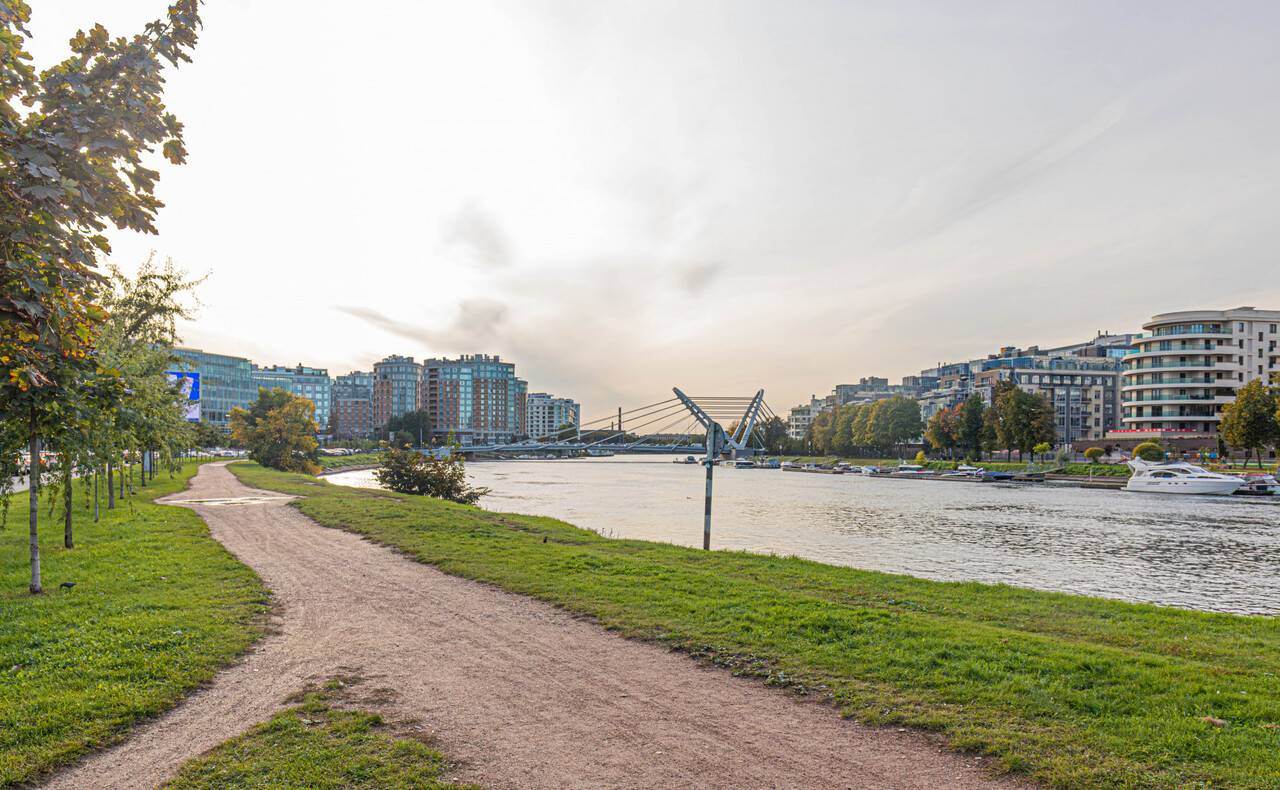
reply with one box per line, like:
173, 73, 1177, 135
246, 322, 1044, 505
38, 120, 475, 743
446, 389, 779, 458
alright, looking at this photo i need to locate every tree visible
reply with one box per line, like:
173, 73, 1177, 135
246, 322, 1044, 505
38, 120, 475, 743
925, 405, 959, 459
0, 3, 202, 594
381, 409, 431, 445
1033, 442, 1052, 462
808, 410, 835, 455
1133, 442, 1164, 462
956, 394, 988, 460
392, 429, 414, 448
985, 380, 1055, 459
831, 405, 856, 458
880, 395, 922, 457
1085, 447, 1104, 464
375, 445, 489, 505
756, 415, 789, 454
1220, 379, 1279, 469
231, 388, 320, 475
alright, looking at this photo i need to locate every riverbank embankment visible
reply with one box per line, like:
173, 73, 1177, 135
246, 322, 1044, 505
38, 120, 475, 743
236, 462, 1280, 790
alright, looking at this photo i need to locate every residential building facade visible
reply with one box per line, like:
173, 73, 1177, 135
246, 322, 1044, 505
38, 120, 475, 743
525, 392, 580, 440
372, 356, 425, 431
425, 355, 528, 445
787, 395, 830, 440
1120, 307, 1280, 434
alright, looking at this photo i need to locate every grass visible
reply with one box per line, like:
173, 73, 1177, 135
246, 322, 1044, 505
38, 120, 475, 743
318, 452, 382, 471
231, 461, 1280, 790
161, 683, 479, 790
0, 461, 269, 787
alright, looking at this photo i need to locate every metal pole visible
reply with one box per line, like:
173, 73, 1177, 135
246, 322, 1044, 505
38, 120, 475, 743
703, 458, 714, 551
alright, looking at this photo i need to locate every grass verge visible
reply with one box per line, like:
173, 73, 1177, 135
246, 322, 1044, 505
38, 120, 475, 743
0, 461, 269, 787
232, 462, 1279, 790
160, 682, 479, 790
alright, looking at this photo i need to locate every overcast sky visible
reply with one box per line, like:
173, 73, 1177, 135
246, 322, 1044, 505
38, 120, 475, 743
29, 1, 1280, 418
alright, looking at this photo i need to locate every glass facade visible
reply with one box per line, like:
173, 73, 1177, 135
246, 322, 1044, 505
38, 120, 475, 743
171, 347, 255, 431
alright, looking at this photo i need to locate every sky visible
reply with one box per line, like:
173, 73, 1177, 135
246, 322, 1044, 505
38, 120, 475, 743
27, 1, 1280, 420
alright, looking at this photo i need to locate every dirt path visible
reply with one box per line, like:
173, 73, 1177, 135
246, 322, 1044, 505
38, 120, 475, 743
40, 462, 1028, 789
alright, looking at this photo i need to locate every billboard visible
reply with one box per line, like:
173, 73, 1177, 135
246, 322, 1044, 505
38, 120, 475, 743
166, 371, 202, 421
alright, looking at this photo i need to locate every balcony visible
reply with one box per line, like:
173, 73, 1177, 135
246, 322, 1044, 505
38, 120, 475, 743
1123, 360, 1217, 371
1123, 377, 1220, 387
1139, 325, 1231, 338
1122, 394, 1222, 403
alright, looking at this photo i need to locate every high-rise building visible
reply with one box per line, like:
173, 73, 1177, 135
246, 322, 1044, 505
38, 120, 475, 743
424, 354, 527, 445
332, 370, 375, 440
333, 371, 375, 400
171, 347, 255, 431
372, 356, 424, 431
525, 393, 580, 440
1120, 307, 1280, 434
251, 364, 333, 430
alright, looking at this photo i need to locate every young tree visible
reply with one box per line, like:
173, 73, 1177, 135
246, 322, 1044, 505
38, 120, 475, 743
231, 388, 321, 475
1220, 379, 1279, 469
1033, 442, 1052, 463
0, 3, 202, 593
1085, 447, 1104, 464
375, 445, 489, 505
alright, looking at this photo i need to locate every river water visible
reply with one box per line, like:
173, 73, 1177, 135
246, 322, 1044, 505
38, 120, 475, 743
327, 456, 1280, 616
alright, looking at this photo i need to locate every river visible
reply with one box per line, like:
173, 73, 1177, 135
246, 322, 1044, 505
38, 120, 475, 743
326, 456, 1280, 616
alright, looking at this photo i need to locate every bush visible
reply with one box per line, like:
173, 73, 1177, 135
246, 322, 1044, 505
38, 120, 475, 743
914, 450, 927, 464
1084, 447, 1104, 463
374, 446, 490, 505
1133, 442, 1164, 462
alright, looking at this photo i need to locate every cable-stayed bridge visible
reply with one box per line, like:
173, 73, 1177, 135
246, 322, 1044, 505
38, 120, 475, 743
452, 388, 779, 457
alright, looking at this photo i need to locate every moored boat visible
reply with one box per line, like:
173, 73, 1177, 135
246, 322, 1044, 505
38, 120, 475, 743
1123, 460, 1243, 495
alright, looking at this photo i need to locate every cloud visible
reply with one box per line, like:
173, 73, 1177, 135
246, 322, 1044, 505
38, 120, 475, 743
440, 202, 512, 269
335, 299, 510, 356
680, 261, 722, 294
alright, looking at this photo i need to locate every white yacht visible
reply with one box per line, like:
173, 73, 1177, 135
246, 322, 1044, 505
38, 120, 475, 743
1124, 460, 1244, 495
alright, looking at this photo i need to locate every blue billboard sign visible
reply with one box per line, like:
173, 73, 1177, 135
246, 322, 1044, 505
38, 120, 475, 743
166, 371, 202, 421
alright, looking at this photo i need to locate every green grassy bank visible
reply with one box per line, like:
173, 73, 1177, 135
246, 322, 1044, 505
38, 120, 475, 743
0, 462, 269, 786
161, 683, 478, 790
231, 462, 1279, 790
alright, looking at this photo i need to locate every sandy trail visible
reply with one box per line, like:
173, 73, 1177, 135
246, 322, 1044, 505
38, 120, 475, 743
39, 462, 1026, 789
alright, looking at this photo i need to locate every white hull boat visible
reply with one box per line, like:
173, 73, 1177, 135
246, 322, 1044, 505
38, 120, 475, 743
1124, 460, 1243, 495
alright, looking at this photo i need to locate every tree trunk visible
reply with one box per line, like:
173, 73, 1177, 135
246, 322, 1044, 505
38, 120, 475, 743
29, 430, 41, 595
107, 462, 115, 510
139, 450, 146, 487
63, 454, 73, 549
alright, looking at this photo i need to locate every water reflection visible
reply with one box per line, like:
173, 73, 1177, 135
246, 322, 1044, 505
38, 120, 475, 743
327, 456, 1280, 616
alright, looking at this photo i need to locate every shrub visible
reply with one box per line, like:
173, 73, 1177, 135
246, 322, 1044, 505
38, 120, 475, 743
1133, 442, 1164, 462
374, 446, 490, 505
1084, 447, 1104, 463
914, 450, 927, 464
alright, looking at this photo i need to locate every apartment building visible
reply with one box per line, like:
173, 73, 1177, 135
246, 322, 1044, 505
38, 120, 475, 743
424, 355, 528, 445
525, 392, 580, 441
372, 356, 425, 430
1120, 307, 1280, 434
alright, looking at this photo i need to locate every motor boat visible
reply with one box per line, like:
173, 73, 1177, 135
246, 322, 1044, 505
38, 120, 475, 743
1236, 472, 1278, 496
732, 458, 756, 469
1124, 460, 1243, 495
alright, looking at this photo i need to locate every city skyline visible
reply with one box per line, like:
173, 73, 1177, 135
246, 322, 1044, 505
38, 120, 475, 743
30, 1, 1280, 412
